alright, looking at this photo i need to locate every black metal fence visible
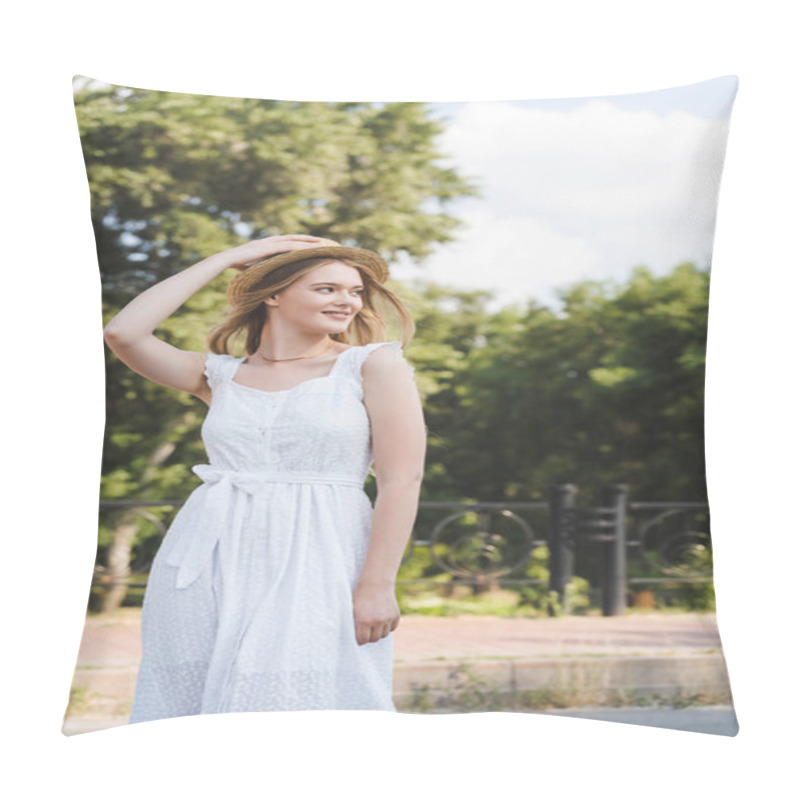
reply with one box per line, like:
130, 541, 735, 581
95, 484, 714, 616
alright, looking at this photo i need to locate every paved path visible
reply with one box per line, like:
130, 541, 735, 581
74, 609, 726, 667
535, 705, 738, 735
393, 612, 724, 660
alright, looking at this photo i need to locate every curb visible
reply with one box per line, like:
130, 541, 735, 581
392, 653, 732, 709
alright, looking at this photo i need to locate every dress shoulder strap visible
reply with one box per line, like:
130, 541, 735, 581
203, 352, 243, 392
340, 341, 415, 387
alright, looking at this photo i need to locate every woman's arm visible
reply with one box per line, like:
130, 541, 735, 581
353, 346, 426, 645
103, 235, 325, 402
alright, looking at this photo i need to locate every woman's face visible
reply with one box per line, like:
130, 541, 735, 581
268, 261, 365, 332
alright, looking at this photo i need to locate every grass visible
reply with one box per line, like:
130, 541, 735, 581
67, 686, 89, 714
89, 582, 716, 618
396, 586, 715, 618
397, 662, 733, 713
64, 688, 132, 721
399, 588, 542, 617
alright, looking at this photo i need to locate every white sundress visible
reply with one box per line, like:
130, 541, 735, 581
128, 341, 415, 723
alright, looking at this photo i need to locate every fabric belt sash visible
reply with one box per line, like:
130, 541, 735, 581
165, 465, 365, 589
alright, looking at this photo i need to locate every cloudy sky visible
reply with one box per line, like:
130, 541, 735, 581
392, 76, 738, 312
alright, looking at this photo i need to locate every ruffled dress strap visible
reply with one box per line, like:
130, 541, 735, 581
341, 341, 416, 391
203, 352, 243, 393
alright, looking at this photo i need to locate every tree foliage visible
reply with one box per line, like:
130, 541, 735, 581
411, 262, 711, 504
74, 83, 476, 299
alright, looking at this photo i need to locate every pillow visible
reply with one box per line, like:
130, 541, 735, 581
62, 75, 739, 736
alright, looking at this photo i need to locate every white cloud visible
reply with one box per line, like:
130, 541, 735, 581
407, 99, 731, 309
394, 208, 601, 310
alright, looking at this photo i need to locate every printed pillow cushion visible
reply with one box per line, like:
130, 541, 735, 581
63, 75, 739, 736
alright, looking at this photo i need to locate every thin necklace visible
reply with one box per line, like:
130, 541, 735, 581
255, 341, 335, 362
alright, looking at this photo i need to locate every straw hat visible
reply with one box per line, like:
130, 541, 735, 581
227, 239, 391, 302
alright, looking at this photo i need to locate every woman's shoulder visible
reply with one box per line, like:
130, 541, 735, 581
349, 340, 402, 364
204, 351, 243, 370
204, 351, 243, 362
203, 351, 243, 387
332, 341, 398, 363
356, 341, 414, 378
355, 340, 403, 354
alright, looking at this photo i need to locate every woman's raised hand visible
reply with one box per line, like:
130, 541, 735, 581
227, 234, 334, 271
103, 233, 335, 398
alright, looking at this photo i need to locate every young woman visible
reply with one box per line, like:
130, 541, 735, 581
103, 234, 426, 721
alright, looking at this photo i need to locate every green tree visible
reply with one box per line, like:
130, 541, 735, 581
414, 263, 711, 505
74, 82, 476, 297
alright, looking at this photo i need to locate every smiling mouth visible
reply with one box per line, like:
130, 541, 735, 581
323, 312, 350, 318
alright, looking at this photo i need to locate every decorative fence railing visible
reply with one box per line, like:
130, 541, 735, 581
95, 484, 713, 616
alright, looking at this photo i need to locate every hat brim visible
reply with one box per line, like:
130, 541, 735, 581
228, 245, 390, 300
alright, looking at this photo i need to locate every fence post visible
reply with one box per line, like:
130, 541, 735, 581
601, 484, 628, 616
548, 483, 577, 615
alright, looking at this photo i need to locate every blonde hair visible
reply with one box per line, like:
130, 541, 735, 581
207, 256, 415, 355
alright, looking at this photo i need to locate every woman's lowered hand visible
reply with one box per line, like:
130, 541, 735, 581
352, 581, 400, 646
